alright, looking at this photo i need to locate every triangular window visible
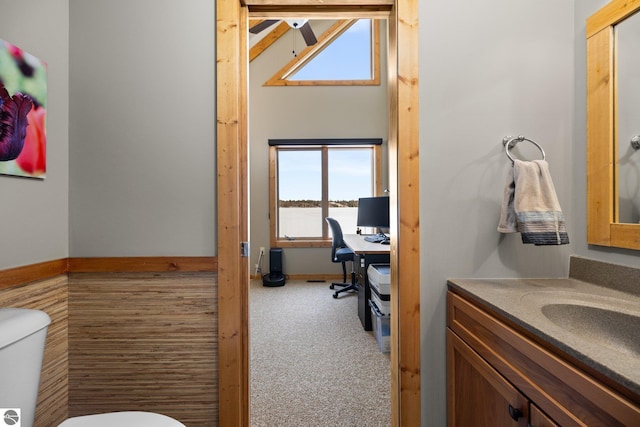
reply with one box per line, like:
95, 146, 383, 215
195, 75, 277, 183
264, 19, 381, 86
289, 19, 373, 81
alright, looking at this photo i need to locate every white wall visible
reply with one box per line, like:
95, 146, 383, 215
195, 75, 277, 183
248, 20, 388, 275
419, 1, 575, 424
68, 0, 216, 256
0, 0, 69, 269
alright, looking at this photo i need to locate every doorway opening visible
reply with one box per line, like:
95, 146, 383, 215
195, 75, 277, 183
216, 2, 420, 425
248, 16, 390, 425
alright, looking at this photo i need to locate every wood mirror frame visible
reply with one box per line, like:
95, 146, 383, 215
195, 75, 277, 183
587, 0, 640, 249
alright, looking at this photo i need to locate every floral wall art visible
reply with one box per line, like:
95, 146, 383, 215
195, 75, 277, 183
0, 39, 47, 179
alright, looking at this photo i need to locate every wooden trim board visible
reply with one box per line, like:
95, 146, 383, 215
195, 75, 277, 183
0, 257, 218, 291
68, 257, 217, 273
0, 259, 68, 290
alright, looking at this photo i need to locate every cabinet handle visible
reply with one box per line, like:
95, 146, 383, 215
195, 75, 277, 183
508, 405, 523, 421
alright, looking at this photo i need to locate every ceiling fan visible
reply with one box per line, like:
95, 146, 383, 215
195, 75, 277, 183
249, 19, 318, 46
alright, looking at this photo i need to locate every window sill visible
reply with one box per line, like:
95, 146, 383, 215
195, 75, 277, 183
272, 239, 332, 249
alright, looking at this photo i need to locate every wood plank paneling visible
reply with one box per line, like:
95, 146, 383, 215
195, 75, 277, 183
0, 258, 218, 426
68, 272, 218, 427
0, 275, 69, 427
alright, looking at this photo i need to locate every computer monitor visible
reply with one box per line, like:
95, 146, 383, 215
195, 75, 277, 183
357, 196, 390, 230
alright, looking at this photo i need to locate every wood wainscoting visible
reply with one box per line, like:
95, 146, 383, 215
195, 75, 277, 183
0, 273, 69, 426
67, 271, 218, 427
0, 257, 217, 427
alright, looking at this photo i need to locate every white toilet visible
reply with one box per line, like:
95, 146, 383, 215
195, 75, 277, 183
0, 308, 186, 427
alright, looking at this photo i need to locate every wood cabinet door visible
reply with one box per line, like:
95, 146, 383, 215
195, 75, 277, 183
448, 290, 640, 426
447, 329, 528, 427
530, 403, 559, 427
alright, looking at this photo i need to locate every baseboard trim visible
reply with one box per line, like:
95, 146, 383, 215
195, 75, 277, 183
0, 259, 68, 290
250, 273, 342, 282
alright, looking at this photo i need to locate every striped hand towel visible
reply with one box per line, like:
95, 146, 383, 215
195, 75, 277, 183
498, 159, 569, 245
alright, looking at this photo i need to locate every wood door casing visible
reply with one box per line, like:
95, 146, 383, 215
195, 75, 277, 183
217, 1, 420, 425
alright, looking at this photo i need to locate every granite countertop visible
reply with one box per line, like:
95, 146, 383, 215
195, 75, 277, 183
447, 276, 640, 398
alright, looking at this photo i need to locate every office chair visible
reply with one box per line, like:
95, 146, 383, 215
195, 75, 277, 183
325, 217, 357, 298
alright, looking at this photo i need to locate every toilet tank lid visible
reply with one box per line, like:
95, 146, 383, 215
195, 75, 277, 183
0, 308, 51, 350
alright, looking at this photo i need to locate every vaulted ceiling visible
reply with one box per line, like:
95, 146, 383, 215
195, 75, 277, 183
249, 19, 342, 62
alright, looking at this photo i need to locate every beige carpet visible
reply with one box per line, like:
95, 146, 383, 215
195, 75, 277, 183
250, 279, 391, 426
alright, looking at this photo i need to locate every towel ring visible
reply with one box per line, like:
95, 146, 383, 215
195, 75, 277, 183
502, 135, 546, 163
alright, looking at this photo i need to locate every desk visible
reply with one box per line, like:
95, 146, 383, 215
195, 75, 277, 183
343, 234, 390, 331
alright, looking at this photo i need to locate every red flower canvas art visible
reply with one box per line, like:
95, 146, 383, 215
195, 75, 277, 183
0, 39, 47, 179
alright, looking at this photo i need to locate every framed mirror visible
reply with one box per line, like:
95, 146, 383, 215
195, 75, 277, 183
587, 0, 640, 250
616, 12, 640, 224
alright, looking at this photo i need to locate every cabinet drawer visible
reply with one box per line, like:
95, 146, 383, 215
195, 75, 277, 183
448, 291, 640, 426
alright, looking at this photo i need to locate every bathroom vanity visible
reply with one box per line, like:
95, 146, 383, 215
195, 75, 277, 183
447, 2, 640, 424
447, 257, 640, 426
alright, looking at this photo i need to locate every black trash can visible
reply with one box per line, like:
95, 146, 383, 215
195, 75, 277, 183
263, 247, 285, 287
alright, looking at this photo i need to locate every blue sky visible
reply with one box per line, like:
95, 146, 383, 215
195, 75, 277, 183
290, 19, 372, 81
278, 149, 373, 200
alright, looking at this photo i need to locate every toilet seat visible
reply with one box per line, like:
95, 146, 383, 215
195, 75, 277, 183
58, 411, 186, 427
